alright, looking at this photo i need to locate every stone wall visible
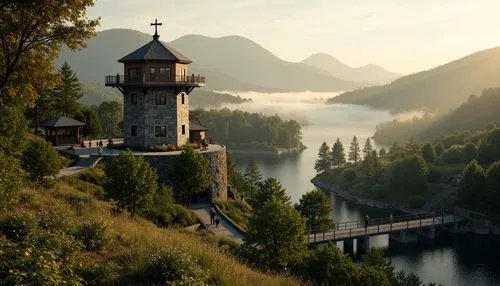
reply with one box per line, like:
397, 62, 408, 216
107, 146, 228, 201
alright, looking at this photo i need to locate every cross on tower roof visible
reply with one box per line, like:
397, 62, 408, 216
151, 19, 162, 40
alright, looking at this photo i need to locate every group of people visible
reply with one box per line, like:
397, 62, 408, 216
209, 207, 220, 228
68, 138, 117, 157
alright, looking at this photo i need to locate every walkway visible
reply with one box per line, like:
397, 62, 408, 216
191, 203, 244, 244
57, 155, 102, 178
307, 212, 466, 244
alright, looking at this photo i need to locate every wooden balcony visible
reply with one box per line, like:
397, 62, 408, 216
105, 74, 206, 88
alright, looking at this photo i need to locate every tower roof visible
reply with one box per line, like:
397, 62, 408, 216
118, 38, 192, 64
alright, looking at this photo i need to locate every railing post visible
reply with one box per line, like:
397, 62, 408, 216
420, 219, 422, 227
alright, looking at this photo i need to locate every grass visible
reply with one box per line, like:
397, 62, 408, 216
8, 176, 298, 286
217, 199, 253, 230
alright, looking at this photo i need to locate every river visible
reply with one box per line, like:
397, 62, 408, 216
225, 91, 500, 286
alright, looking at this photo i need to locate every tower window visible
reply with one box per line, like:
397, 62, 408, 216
155, 126, 167, 137
182, 124, 186, 135
131, 125, 137, 136
130, 93, 138, 105
155, 93, 167, 105
181, 93, 185, 104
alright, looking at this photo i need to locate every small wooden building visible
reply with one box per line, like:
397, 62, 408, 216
43, 116, 86, 146
189, 120, 207, 144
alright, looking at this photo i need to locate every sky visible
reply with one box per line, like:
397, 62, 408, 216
88, 0, 500, 74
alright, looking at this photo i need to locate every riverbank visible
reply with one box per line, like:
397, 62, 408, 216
228, 144, 307, 155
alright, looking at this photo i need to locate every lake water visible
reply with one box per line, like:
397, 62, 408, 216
226, 91, 500, 286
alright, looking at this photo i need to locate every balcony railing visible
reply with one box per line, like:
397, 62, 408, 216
105, 74, 206, 86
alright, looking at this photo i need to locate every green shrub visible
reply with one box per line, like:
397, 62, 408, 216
145, 204, 198, 228
34, 230, 83, 258
79, 166, 106, 187
342, 168, 356, 182
75, 220, 111, 251
0, 211, 37, 242
217, 236, 241, 253
38, 206, 75, 233
21, 139, 61, 185
408, 196, 425, 209
143, 247, 208, 286
0, 152, 24, 210
76, 261, 119, 286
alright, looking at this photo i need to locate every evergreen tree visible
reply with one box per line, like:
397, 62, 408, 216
171, 148, 212, 205
331, 138, 346, 167
242, 197, 306, 270
363, 138, 373, 159
315, 142, 331, 173
370, 150, 382, 183
434, 140, 445, 156
421, 143, 436, 163
54, 62, 83, 117
406, 137, 420, 154
244, 160, 262, 198
486, 161, 500, 195
459, 160, 486, 209
254, 177, 291, 208
104, 150, 159, 217
348, 136, 361, 163
21, 139, 61, 185
378, 147, 386, 157
296, 189, 334, 233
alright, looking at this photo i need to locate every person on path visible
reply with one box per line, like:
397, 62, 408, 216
88, 140, 92, 148
365, 214, 369, 231
98, 146, 103, 157
215, 216, 220, 228
209, 207, 216, 225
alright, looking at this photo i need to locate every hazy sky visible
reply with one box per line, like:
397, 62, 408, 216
88, 0, 500, 74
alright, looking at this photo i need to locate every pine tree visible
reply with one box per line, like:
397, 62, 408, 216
254, 177, 291, 208
54, 62, 83, 117
331, 138, 346, 167
348, 136, 361, 163
371, 150, 382, 183
363, 138, 373, 159
315, 142, 331, 173
244, 160, 262, 198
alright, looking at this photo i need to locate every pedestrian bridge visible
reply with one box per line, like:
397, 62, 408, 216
307, 212, 467, 247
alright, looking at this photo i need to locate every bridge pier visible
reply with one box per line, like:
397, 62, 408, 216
343, 239, 354, 253
417, 226, 436, 240
389, 230, 417, 244
357, 237, 370, 251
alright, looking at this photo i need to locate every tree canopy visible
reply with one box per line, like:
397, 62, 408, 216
244, 160, 262, 198
348, 136, 361, 163
296, 189, 334, 233
54, 62, 83, 116
21, 139, 60, 184
331, 138, 346, 167
459, 160, 486, 209
315, 142, 331, 174
253, 177, 291, 208
96, 101, 123, 138
0, 0, 99, 106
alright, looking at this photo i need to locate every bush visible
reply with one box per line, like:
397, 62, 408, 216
145, 204, 198, 228
76, 261, 120, 286
38, 206, 75, 233
0, 152, 24, 210
21, 139, 61, 184
408, 196, 425, 209
427, 168, 441, 183
342, 168, 356, 182
143, 247, 208, 286
34, 230, 83, 258
443, 145, 465, 164
0, 211, 37, 242
75, 220, 111, 251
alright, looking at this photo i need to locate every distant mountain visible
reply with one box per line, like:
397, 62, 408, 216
57, 29, 364, 93
328, 47, 500, 113
301, 53, 401, 84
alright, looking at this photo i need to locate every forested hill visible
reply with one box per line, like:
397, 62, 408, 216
328, 47, 500, 113
373, 87, 500, 144
57, 29, 364, 92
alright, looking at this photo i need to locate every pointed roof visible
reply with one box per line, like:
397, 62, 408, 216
43, 116, 86, 128
189, 120, 207, 131
119, 38, 192, 64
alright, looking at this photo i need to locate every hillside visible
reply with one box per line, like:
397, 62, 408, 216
372, 87, 500, 144
57, 29, 363, 92
328, 47, 500, 113
301, 53, 401, 84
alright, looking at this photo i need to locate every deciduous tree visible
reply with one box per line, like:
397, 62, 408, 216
459, 160, 486, 209
74, 105, 101, 138
421, 143, 436, 163
96, 101, 123, 138
171, 148, 211, 205
0, 0, 99, 106
0, 151, 24, 210
104, 150, 158, 217
21, 139, 60, 184
296, 189, 334, 233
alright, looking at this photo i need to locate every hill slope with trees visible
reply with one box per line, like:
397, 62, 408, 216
328, 47, 500, 113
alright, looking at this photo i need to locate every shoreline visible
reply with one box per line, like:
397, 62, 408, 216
228, 145, 307, 155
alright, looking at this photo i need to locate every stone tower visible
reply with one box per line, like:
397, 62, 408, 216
105, 20, 205, 149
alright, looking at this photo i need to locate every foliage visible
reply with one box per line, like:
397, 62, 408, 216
0, 211, 37, 242
74, 105, 102, 138
486, 161, 500, 195
226, 152, 248, 196
244, 160, 262, 198
0, 152, 24, 210
379, 147, 387, 157
96, 101, 123, 138
195, 108, 303, 149
342, 168, 357, 182
462, 143, 477, 163
331, 138, 347, 167
104, 150, 158, 217
362, 150, 382, 183
458, 160, 486, 209
54, 62, 83, 116
386, 154, 428, 194
363, 137, 374, 159
421, 143, 436, 163
242, 198, 306, 270
171, 148, 211, 205
315, 142, 331, 173
21, 139, 61, 184
75, 261, 119, 286
143, 247, 209, 286
253, 177, 291, 208
218, 199, 252, 230
0, 103, 27, 155
296, 189, 334, 233
0, 0, 99, 106
75, 220, 111, 251
348, 136, 361, 163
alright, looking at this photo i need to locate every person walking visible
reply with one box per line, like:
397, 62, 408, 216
209, 207, 216, 225
98, 146, 103, 157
